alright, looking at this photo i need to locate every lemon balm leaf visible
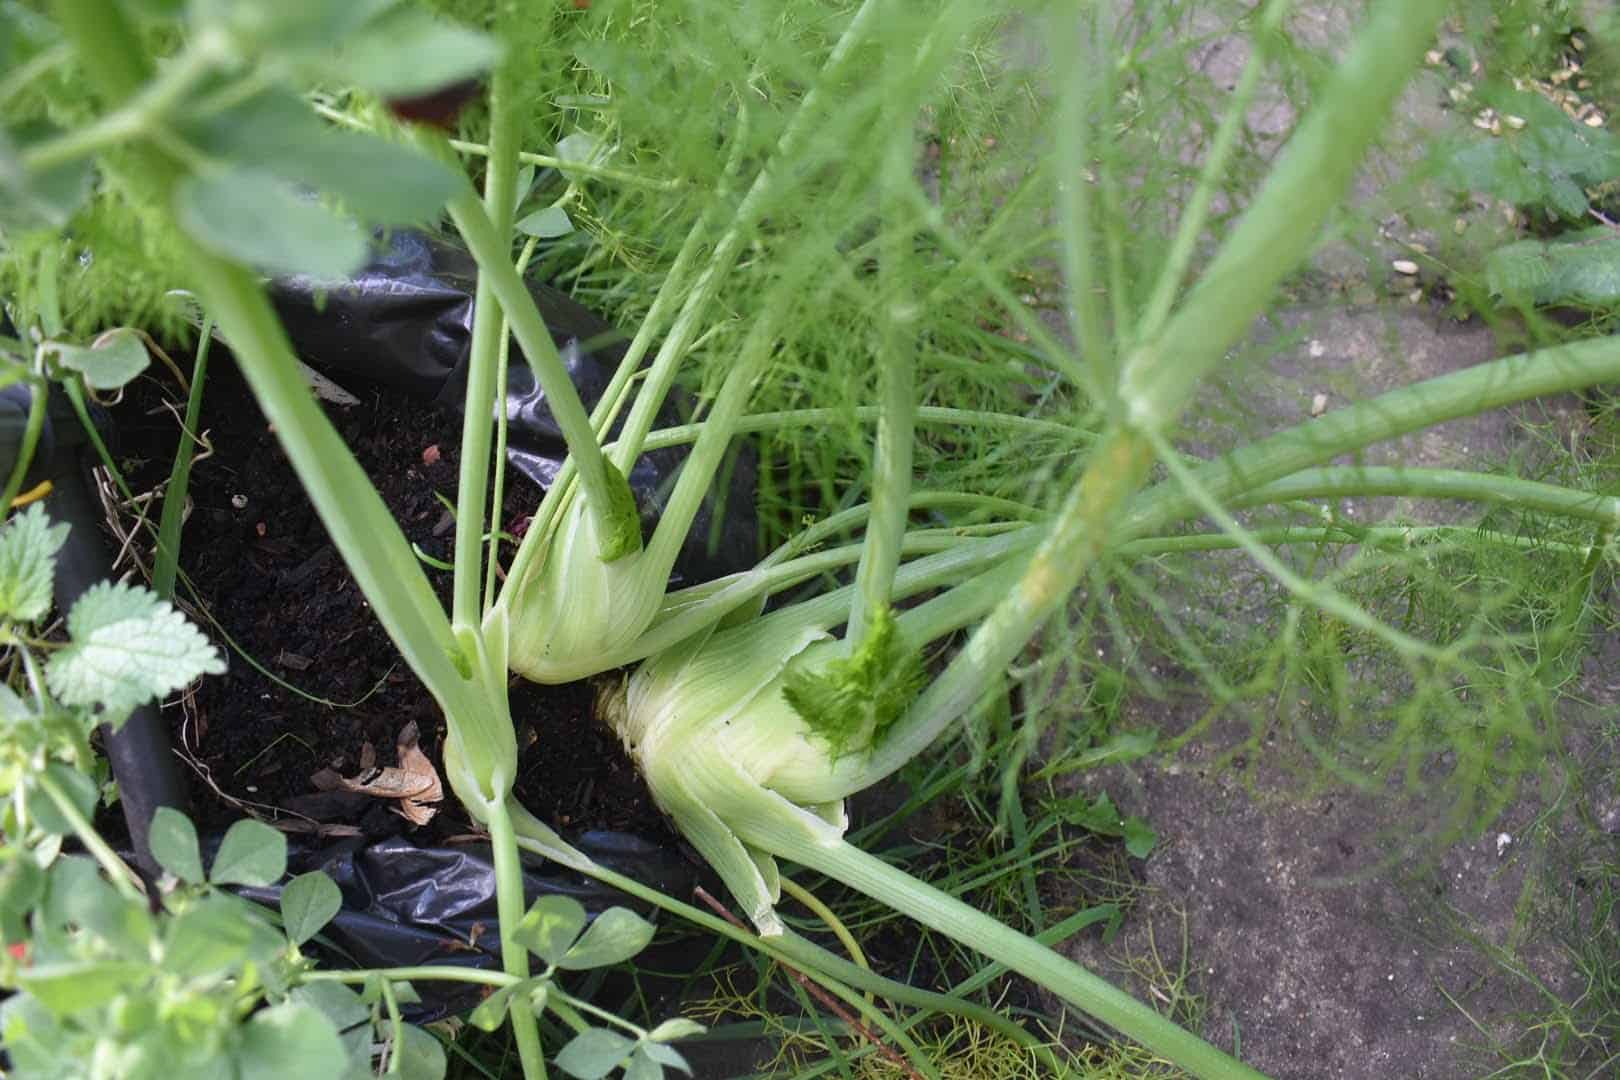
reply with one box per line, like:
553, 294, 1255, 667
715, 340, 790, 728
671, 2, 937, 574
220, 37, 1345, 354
0, 504, 69, 622
175, 167, 367, 278
44, 580, 225, 724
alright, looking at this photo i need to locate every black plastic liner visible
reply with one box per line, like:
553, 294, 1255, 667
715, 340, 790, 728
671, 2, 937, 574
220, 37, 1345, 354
270, 229, 759, 588
6, 231, 757, 1020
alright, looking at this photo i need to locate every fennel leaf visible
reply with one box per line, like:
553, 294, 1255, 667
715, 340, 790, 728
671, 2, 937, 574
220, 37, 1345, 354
783, 606, 926, 760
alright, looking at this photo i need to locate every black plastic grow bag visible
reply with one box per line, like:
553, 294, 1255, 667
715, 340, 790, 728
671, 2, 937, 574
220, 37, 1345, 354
9, 230, 759, 1019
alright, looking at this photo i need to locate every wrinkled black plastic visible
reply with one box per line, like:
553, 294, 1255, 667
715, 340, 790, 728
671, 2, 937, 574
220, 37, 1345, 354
270, 229, 758, 587
235, 832, 696, 1021
3, 233, 745, 1021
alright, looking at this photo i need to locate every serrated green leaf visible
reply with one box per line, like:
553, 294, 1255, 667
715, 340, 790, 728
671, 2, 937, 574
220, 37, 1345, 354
44, 580, 224, 723
558, 906, 655, 971
47, 329, 149, 391
784, 606, 926, 759
238, 1002, 348, 1080
394, 1024, 447, 1080
15, 960, 148, 1015
329, 9, 500, 98
515, 205, 574, 239
555, 1028, 634, 1080
0, 503, 68, 622
646, 1018, 705, 1043
513, 894, 586, 965
148, 806, 204, 884
30, 763, 97, 836
280, 870, 341, 946
209, 818, 286, 886
175, 167, 367, 278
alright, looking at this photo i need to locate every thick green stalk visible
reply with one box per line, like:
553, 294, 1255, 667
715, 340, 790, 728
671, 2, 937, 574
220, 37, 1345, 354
0, 374, 46, 517
153, 317, 212, 598
1125, 336, 1620, 539
36, 770, 144, 901
484, 238, 539, 616
848, 83, 918, 643
640, 285, 796, 569
635, 405, 1081, 454
1055, 10, 1112, 388
1231, 467, 1620, 526
300, 967, 513, 989
605, 0, 889, 473
487, 797, 548, 1080
867, 427, 1156, 783
1119, 0, 1449, 428
454, 55, 524, 626
1121, 526, 1595, 559
1136, 0, 1293, 342
755, 831, 1263, 1080
861, 0, 1451, 782
448, 189, 640, 562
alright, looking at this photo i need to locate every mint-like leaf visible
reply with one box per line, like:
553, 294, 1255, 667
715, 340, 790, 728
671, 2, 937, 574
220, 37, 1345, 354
176, 167, 367, 279
783, 606, 926, 759
556, 907, 655, 971
280, 872, 341, 946
0, 504, 68, 622
44, 581, 224, 722
515, 205, 574, 238
556, 1028, 635, 1080
147, 806, 204, 884
47, 330, 150, 391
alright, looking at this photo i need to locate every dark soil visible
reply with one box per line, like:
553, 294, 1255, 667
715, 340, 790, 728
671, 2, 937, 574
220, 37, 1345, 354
111, 352, 675, 848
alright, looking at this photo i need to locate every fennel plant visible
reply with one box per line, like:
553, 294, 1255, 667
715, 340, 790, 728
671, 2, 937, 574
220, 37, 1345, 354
7, 1, 1620, 1078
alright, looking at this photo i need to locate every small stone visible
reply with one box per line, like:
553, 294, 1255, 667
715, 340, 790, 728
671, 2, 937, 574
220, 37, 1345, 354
1503, 114, 1526, 129
1424, 49, 1443, 65
1408, 288, 1425, 304
1310, 393, 1328, 417
1571, 35, 1585, 51
1392, 259, 1421, 275
1586, 113, 1605, 128
231, 494, 248, 510
1495, 832, 1513, 856
1308, 339, 1326, 358
1454, 217, 1468, 235
422, 444, 442, 466
255, 521, 267, 537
